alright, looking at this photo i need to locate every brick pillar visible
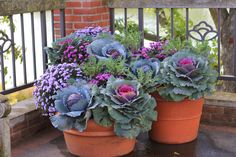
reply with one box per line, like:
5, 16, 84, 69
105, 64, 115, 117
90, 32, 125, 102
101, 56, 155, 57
54, 0, 110, 38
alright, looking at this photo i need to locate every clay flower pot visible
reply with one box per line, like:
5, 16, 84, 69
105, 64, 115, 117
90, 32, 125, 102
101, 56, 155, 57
149, 92, 204, 144
64, 120, 136, 157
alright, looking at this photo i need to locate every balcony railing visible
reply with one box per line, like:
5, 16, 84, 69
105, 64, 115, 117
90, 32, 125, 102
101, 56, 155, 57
108, 0, 236, 81
0, 0, 66, 94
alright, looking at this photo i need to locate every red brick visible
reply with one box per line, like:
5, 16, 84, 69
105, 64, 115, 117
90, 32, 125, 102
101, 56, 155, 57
82, 15, 101, 22
73, 8, 97, 14
53, 10, 60, 14
66, 2, 81, 7
74, 23, 96, 29
97, 7, 109, 13
65, 9, 73, 15
82, 1, 101, 7
10, 122, 28, 134
66, 16, 82, 22
102, 14, 109, 20
224, 107, 236, 115
212, 114, 234, 123
203, 106, 224, 114
201, 113, 212, 123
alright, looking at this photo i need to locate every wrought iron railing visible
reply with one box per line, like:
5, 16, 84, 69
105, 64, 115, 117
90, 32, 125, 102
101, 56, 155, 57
108, 0, 236, 81
0, 0, 65, 94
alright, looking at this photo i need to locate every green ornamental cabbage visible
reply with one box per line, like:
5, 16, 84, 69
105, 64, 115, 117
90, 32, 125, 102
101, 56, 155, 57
87, 38, 127, 60
158, 50, 218, 101
50, 83, 99, 132
94, 77, 157, 138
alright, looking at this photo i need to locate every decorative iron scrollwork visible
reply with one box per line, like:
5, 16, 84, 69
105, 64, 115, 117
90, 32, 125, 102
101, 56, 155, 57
188, 21, 218, 42
0, 30, 12, 54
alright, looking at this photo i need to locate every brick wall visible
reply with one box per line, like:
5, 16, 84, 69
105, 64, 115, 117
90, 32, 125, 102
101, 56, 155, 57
201, 92, 236, 127
54, 0, 110, 38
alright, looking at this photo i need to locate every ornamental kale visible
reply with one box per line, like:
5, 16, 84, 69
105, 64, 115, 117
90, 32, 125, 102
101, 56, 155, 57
158, 50, 218, 101
128, 58, 161, 93
50, 84, 99, 132
87, 38, 127, 60
93, 77, 157, 138
33, 63, 82, 116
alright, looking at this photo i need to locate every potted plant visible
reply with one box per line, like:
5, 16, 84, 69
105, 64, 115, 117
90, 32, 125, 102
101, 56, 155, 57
130, 40, 218, 144
33, 27, 157, 157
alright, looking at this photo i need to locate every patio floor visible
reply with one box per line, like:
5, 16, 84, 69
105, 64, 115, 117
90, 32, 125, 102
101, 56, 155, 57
12, 125, 236, 157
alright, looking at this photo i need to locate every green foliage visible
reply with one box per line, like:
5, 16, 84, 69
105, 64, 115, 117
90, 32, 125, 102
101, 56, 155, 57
126, 58, 161, 93
82, 56, 126, 78
114, 19, 142, 51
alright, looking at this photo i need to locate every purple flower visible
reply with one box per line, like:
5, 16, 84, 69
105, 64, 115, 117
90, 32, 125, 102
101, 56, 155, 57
89, 73, 112, 86
33, 63, 82, 116
62, 41, 90, 64
76, 26, 108, 38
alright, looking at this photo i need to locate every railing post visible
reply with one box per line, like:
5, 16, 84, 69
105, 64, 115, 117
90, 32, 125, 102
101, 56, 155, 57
0, 95, 11, 157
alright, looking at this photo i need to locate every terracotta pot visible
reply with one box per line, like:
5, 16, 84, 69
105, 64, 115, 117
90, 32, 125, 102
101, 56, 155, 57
64, 120, 136, 157
149, 92, 204, 144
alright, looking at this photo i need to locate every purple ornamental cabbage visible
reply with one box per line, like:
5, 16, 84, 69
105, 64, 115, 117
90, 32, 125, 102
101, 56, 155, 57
99, 77, 157, 138
158, 50, 218, 101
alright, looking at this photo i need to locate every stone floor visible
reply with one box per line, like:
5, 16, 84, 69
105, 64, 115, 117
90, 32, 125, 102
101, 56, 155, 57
12, 125, 236, 157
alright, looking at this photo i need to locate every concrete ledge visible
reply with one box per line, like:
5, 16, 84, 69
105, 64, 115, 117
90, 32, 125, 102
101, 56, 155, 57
8, 98, 51, 145
202, 92, 236, 127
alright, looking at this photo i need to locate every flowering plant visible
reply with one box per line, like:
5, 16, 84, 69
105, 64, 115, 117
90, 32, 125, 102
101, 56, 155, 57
34, 26, 218, 139
33, 26, 157, 139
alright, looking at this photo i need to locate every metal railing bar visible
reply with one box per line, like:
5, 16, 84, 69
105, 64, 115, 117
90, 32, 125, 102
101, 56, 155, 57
186, 8, 189, 40
234, 8, 236, 76
40, 11, 48, 72
51, 10, 55, 42
60, 9, 66, 37
31, 12, 37, 80
218, 75, 236, 81
171, 8, 174, 39
20, 13, 27, 84
217, 8, 221, 75
138, 8, 144, 46
9, 15, 16, 87
156, 8, 160, 40
0, 52, 5, 91
124, 8, 127, 30
109, 8, 115, 34
0, 82, 34, 95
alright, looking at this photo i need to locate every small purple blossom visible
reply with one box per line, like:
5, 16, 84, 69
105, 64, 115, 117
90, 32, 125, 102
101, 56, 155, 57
58, 38, 73, 45
33, 63, 82, 116
76, 26, 108, 38
133, 40, 171, 61
62, 41, 90, 64
89, 73, 112, 86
